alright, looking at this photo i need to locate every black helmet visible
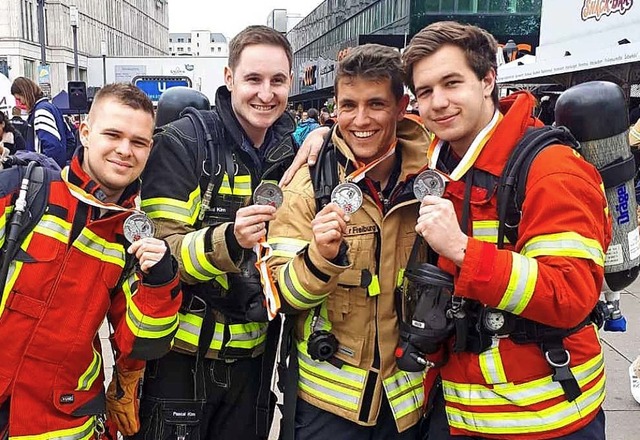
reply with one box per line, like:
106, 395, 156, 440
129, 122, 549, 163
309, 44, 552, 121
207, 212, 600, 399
156, 87, 210, 127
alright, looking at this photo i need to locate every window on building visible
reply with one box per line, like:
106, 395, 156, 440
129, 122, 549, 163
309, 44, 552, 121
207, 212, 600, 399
23, 59, 35, 81
178, 38, 184, 42
169, 38, 173, 42
177, 47, 184, 52
188, 47, 191, 52
211, 47, 215, 52
188, 38, 192, 43
218, 47, 221, 52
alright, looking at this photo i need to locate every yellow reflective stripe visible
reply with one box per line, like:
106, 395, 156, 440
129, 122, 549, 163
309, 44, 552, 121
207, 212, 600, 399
174, 313, 225, 351
268, 237, 308, 258
141, 188, 201, 225
278, 261, 327, 309
472, 220, 511, 244
0, 206, 14, 248
73, 229, 125, 268
12, 416, 95, 439
443, 351, 605, 407
368, 274, 380, 296
478, 338, 507, 384
219, 174, 252, 196
521, 232, 605, 267
497, 253, 538, 315
600, 183, 609, 216
180, 228, 226, 282
396, 268, 405, 288
76, 347, 101, 391
0, 232, 33, 318
298, 344, 366, 388
122, 273, 179, 339
299, 368, 360, 411
445, 375, 606, 434
33, 214, 71, 243
383, 370, 425, 420
302, 303, 331, 341
226, 322, 268, 349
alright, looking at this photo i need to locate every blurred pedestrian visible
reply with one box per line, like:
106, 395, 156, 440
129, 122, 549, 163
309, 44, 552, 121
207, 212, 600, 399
10, 107, 28, 140
293, 107, 320, 145
10, 77, 75, 167
0, 111, 25, 154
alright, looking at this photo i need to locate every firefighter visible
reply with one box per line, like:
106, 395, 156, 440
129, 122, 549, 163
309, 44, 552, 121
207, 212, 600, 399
132, 25, 297, 439
267, 44, 431, 440
404, 21, 609, 439
0, 83, 182, 439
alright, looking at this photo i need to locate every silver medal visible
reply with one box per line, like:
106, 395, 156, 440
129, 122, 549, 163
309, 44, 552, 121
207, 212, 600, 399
413, 169, 446, 200
123, 213, 155, 243
331, 182, 363, 214
253, 182, 284, 209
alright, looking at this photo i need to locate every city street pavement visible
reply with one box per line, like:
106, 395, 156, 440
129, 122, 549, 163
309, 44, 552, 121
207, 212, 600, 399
100, 278, 640, 439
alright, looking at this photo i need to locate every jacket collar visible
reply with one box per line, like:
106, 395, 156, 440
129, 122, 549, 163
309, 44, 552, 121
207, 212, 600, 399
474, 91, 543, 177
331, 117, 430, 183
65, 148, 139, 209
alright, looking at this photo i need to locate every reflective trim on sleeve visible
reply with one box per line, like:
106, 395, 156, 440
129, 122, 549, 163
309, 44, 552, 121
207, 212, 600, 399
521, 232, 605, 267
73, 229, 126, 268
278, 261, 328, 310
121, 273, 179, 339
497, 253, 538, 315
12, 416, 96, 440
180, 228, 226, 282
472, 220, 511, 244
268, 237, 309, 258
141, 188, 201, 225
174, 312, 225, 351
76, 347, 102, 391
0, 205, 15, 248
383, 370, 425, 420
219, 174, 252, 196
226, 322, 268, 349
478, 338, 507, 384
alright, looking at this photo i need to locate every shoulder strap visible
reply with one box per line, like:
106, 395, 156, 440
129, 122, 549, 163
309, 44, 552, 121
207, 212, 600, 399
496, 126, 579, 247
310, 127, 340, 212
180, 108, 230, 223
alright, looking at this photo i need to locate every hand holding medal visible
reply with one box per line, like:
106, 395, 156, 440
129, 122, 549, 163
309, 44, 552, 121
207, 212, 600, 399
124, 212, 168, 274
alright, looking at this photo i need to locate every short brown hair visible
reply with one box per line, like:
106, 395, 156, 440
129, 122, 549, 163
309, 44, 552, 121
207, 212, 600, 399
92, 83, 154, 119
335, 44, 405, 101
10, 77, 44, 110
228, 25, 293, 71
403, 21, 499, 105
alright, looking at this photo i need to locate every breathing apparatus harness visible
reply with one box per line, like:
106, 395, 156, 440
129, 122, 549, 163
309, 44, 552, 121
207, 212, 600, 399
397, 126, 604, 402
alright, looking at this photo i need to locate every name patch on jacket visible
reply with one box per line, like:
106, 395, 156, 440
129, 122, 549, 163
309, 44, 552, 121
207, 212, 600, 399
345, 224, 378, 236
59, 394, 75, 404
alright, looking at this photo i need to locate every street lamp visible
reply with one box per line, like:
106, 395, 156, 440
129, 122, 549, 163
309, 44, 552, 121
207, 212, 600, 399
503, 39, 518, 63
101, 40, 107, 86
70, 5, 79, 80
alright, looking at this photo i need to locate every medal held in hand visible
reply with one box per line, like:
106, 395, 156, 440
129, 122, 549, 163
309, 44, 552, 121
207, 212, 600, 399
123, 213, 155, 243
331, 182, 363, 214
253, 182, 284, 209
413, 169, 446, 200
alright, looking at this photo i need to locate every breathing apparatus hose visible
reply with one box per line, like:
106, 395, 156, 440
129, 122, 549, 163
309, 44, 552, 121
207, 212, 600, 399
0, 160, 38, 299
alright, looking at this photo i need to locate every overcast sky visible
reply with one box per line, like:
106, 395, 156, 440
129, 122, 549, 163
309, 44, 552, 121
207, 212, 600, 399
169, 0, 325, 39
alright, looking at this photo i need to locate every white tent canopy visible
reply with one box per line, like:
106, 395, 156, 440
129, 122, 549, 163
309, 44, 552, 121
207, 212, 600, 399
0, 74, 16, 115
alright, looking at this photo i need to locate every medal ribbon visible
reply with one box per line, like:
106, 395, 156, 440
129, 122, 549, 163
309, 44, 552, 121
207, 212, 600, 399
61, 167, 139, 213
426, 110, 502, 180
346, 139, 397, 183
254, 238, 281, 321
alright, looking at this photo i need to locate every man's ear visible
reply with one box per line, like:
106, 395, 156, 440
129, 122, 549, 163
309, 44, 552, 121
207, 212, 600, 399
482, 68, 497, 99
397, 94, 410, 121
224, 66, 233, 92
79, 120, 90, 148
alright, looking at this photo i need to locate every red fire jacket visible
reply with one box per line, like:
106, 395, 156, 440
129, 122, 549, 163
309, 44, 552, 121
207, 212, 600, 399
0, 154, 181, 439
435, 91, 611, 439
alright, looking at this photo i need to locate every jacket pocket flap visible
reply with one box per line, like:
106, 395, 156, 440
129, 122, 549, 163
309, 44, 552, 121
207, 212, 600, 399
53, 389, 105, 416
337, 269, 362, 287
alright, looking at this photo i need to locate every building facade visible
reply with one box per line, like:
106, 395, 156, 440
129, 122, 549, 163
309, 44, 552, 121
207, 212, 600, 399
0, 0, 169, 95
169, 31, 228, 57
287, 0, 542, 107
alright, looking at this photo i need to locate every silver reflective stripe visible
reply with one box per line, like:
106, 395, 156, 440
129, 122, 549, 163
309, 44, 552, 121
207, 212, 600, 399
298, 349, 366, 385
444, 354, 604, 405
75, 231, 125, 264
383, 370, 424, 420
36, 217, 70, 239
498, 253, 537, 314
299, 373, 360, 407
446, 377, 605, 433
479, 338, 507, 384
270, 240, 307, 257
280, 262, 325, 308
126, 307, 178, 333
522, 237, 604, 262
